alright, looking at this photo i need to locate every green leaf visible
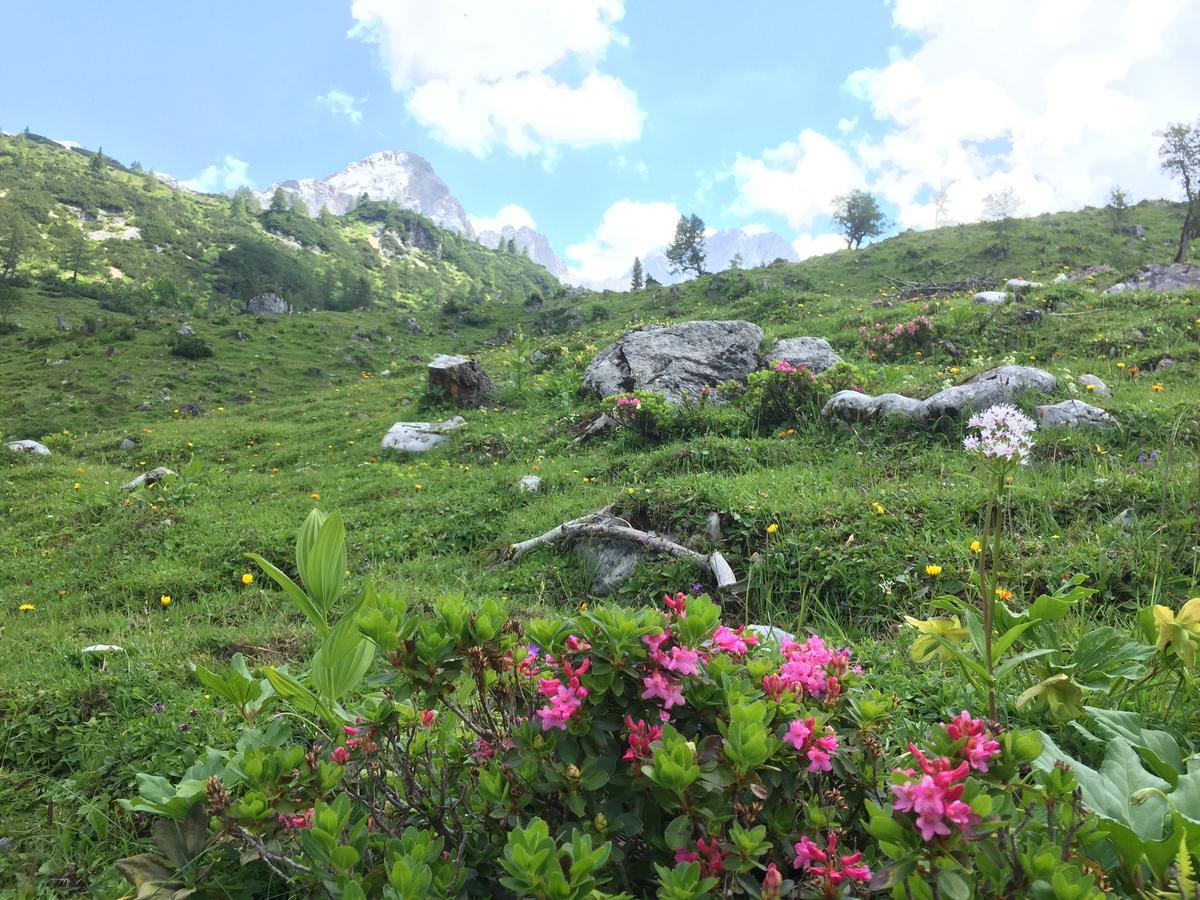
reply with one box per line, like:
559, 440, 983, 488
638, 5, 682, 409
263, 666, 336, 722
992, 620, 1037, 659
304, 511, 346, 614
296, 507, 328, 592
311, 614, 375, 703
664, 815, 692, 851
936, 868, 970, 900
245, 552, 328, 635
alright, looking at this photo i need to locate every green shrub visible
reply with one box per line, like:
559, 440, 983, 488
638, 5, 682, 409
168, 332, 213, 359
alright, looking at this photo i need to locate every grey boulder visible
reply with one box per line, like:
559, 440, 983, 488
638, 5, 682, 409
381, 416, 465, 454
5, 439, 51, 456
1104, 263, 1200, 295
576, 522, 644, 596
427, 354, 495, 407
119, 437, 138, 450
177, 323, 196, 337
973, 291, 1010, 306
246, 292, 291, 316
1035, 400, 1118, 430
765, 336, 842, 373
1005, 278, 1044, 292
822, 391, 925, 422
1077, 374, 1111, 398
517, 474, 541, 493
122, 467, 177, 491
581, 320, 763, 402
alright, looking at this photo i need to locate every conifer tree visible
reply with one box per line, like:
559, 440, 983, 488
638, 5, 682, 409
630, 256, 644, 290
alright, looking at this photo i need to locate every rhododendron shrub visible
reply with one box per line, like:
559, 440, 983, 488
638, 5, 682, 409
859, 315, 934, 359
120, 513, 1108, 899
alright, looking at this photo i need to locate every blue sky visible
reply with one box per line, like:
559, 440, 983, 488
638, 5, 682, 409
3, 1, 1196, 284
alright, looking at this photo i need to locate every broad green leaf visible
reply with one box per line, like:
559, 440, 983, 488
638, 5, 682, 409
304, 512, 346, 614
311, 614, 375, 703
263, 666, 336, 722
992, 620, 1037, 659
245, 552, 328, 635
296, 507, 328, 592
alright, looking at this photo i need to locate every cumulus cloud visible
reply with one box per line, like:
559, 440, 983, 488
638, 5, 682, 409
469, 204, 536, 235
316, 88, 366, 124
349, 0, 644, 157
792, 233, 846, 259
732, 0, 1200, 232
182, 155, 253, 193
564, 199, 680, 286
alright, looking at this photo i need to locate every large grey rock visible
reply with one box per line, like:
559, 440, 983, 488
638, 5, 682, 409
822, 366, 1057, 424
118, 437, 138, 450
1035, 400, 1118, 430
921, 366, 1057, 421
177, 323, 196, 337
122, 467, 177, 491
427, 354, 495, 407
246, 292, 291, 316
765, 336, 842, 372
973, 291, 1010, 306
576, 525, 643, 596
56, 315, 69, 331
745, 624, 796, 645
822, 391, 926, 422
1078, 374, 1111, 398
517, 474, 541, 493
582, 320, 764, 402
1005, 278, 1044, 292
1053, 273, 1069, 284
5, 440, 51, 456
381, 416, 465, 454
1104, 263, 1200, 295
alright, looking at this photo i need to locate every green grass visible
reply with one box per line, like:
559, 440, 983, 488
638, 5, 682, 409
1, 202, 1199, 894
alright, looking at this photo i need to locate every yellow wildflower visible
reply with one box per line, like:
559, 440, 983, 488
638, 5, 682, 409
970, 540, 982, 554
871, 501, 886, 515
994, 588, 1014, 601
160, 595, 172, 607
1151, 383, 1164, 392
767, 523, 779, 534
18, 603, 35, 612
310, 492, 320, 501
241, 573, 254, 586
925, 564, 943, 577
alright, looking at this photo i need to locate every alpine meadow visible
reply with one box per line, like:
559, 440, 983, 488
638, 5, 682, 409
2, 3, 1200, 898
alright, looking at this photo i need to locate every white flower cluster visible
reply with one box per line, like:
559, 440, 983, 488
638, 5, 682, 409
963, 404, 1037, 464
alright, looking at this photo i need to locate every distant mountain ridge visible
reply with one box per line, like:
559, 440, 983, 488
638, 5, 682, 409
476, 224, 568, 278
252, 150, 475, 237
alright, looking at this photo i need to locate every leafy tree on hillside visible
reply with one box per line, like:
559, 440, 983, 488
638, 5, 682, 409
1158, 117, 1200, 262
230, 186, 258, 219
630, 256, 644, 290
88, 147, 105, 176
982, 187, 1021, 257
291, 194, 310, 217
1, 216, 26, 279
268, 187, 288, 213
58, 224, 93, 283
1106, 186, 1130, 232
0, 281, 18, 327
832, 190, 887, 250
665, 213, 706, 278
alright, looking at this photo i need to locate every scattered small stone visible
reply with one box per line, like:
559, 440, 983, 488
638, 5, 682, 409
56, 315, 69, 331
177, 323, 196, 337
1115, 508, 1136, 530
1157, 357, 1175, 370
517, 474, 541, 493
381, 417, 466, 454
1005, 278, 1044, 291
1077, 374, 1110, 397
1053, 273, 1069, 283
177, 403, 203, 417
136, 402, 153, 412
1015, 308, 1043, 325
119, 437, 138, 450
973, 291, 1010, 306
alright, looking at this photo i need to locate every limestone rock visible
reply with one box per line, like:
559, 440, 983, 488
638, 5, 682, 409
177, 323, 196, 337
582, 320, 763, 402
517, 474, 541, 493
246, 292, 291, 316
1104, 263, 1200, 295
5, 439, 51, 456
1005, 278, 1044, 291
822, 391, 925, 422
576, 527, 643, 596
381, 416, 465, 454
56, 315, 69, 331
745, 624, 796, 645
973, 291, 1010, 306
705, 512, 723, 542
1078, 374, 1110, 398
1035, 400, 1118, 430
921, 366, 1057, 421
765, 336, 842, 373
122, 467, 177, 491
119, 437, 137, 450
427, 354, 495, 407
1053, 273, 1069, 284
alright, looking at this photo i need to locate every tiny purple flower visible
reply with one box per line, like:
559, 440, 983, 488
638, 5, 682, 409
177, 722, 190, 732
151, 703, 165, 714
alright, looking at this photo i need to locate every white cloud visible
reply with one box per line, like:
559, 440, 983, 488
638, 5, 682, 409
792, 233, 846, 259
564, 199, 679, 286
182, 155, 253, 193
836, 117, 858, 133
469, 204, 536, 235
316, 89, 366, 124
741, 223, 770, 236
349, 0, 643, 157
729, 129, 864, 229
731, 0, 1200, 232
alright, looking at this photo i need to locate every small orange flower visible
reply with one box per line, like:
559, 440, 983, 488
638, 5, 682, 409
994, 588, 1014, 601
1151, 383, 1164, 392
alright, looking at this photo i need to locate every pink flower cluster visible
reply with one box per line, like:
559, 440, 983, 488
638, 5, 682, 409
615, 394, 641, 409
783, 716, 839, 772
891, 715, 998, 843
637, 594, 709, 717
277, 807, 314, 830
770, 360, 818, 381
711, 624, 759, 655
763, 635, 856, 703
963, 403, 1036, 464
675, 837, 727, 877
860, 315, 933, 357
792, 832, 871, 887
944, 710, 1001, 772
536, 643, 592, 731
622, 716, 663, 762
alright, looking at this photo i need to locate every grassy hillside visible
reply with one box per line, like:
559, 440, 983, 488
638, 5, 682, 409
1, 177, 1199, 893
0, 132, 560, 315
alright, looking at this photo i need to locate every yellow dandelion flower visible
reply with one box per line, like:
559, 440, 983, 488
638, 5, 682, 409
925, 564, 943, 577
767, 523, 779, 534
994, 588, 1013, 601
241, 573, 254, 586
970, 540, 982, 553
310, 492, 320, 500
160, 595, 172, 607
72, 482, 81, 490
871, 501, 886, 515
18, 603, 35, 612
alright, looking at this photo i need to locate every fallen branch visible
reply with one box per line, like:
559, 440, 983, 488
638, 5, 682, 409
508, 509, 739, 591
881, 273, 994, 299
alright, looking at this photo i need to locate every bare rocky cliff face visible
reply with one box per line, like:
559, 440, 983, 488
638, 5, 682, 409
253, 150, 474, 237
476, 224, 567, 278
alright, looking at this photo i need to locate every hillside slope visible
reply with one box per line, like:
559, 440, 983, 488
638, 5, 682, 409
0, 133, 560, 314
